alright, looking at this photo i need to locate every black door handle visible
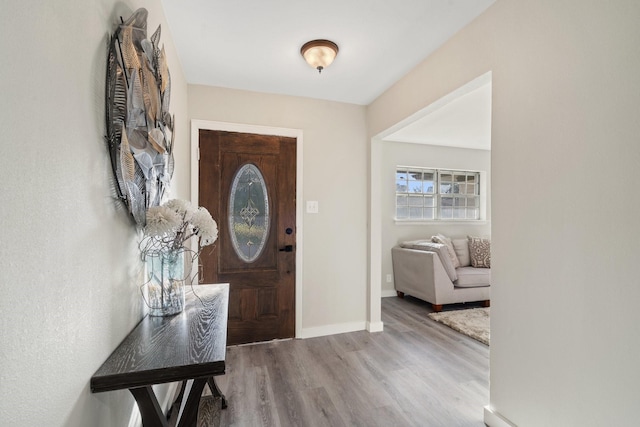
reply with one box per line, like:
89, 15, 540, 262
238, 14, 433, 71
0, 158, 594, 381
279, 245, 294, 252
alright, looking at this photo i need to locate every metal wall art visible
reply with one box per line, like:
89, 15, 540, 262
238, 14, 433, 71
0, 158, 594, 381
106, 8, 174, 226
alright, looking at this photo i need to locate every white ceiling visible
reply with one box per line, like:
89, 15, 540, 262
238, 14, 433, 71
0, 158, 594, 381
160, 0, 495, 106
383, 76, 492, 150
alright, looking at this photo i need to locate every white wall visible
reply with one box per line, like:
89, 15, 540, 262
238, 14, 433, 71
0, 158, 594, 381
368, 0, 640, 425
188, 85, 368, 334
0, 1, 189, 426
381, 142, 491, 295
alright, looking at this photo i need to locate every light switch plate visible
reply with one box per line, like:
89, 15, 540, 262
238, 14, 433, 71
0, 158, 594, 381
306, 200, 319, 214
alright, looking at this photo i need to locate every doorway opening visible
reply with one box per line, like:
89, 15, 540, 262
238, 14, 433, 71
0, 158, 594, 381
368, 71, 492, 328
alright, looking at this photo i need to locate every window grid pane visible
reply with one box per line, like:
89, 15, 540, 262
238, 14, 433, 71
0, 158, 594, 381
408, 195, 424, 206
397, 167, 480, 220
409, 207, 423, 219
396, 171, 408, 192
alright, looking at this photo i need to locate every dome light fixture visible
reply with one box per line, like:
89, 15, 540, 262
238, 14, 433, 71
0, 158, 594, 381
300, 39, 339, 74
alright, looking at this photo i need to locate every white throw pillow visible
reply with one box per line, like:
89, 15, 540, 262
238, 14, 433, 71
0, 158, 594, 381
431, 234, 460, 269
452, 238, 471, 267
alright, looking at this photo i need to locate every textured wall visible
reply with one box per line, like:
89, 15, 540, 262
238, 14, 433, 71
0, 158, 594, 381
0, 1, 188, 426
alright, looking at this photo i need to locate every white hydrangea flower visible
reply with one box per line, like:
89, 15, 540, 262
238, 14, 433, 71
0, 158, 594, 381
144, 205, 182, 237
166, 199, 196, 221
191, 207, 218, 247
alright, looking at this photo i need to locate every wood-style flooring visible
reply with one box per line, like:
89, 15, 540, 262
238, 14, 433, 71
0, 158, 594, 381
216, 296, 489, 426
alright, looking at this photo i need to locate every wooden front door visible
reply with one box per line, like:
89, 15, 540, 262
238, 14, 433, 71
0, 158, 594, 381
198, 130, 296, 346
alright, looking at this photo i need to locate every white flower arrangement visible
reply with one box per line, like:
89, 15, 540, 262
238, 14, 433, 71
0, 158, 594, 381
139, 199, 218, 315
141, 199, 218, 255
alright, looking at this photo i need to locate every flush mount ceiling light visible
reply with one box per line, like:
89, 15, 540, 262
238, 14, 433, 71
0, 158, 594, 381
300, 39, 339, 74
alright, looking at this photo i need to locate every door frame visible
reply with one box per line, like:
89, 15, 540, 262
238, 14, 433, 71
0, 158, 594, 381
190, 119, 304, 338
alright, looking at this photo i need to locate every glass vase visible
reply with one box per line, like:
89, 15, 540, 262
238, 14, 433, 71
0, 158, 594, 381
144, 248, 185, 316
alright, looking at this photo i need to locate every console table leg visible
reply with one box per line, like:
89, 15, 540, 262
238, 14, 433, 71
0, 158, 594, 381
207, 377, 227, 409
167, 381, 188, 425
129, 386, 169, 427
176, 378, 208, 427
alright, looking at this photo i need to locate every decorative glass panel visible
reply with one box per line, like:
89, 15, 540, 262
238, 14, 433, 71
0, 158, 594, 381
228, 164, 269, 263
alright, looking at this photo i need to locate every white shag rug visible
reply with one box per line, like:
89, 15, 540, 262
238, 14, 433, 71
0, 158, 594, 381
428, 307, 490, 345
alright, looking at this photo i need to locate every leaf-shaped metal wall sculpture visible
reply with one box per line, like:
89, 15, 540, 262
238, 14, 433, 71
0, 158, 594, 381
105, 8, 174, 227
141, 57, 160, 127
159, 47, 169, 93
121, 26, 142, 74
119, 127, 136, 183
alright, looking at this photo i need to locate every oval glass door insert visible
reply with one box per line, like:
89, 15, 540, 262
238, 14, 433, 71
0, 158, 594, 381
228, 163, 270, 262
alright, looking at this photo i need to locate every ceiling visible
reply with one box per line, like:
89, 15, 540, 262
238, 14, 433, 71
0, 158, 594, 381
383, 77, 492, 150
160, 0, 495, 106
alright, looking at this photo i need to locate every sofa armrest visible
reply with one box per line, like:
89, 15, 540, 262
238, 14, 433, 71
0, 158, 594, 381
391, 247, 455, 303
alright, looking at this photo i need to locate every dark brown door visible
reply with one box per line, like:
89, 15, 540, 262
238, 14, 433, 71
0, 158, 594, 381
198, 130, 296, 346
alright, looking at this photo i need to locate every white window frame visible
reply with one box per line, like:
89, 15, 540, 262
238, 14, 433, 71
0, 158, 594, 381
395, 166, 483, 222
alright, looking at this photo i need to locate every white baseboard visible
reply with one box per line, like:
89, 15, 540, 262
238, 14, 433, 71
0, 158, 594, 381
367, 321, 384, 332
484, 406, 517, 427
298, 321, 367, 339
381, 289, 398, 298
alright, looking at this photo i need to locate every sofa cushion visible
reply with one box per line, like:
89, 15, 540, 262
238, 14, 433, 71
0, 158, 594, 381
399, 240, 457, 282
455, 266, 491, 287
452, 238, 471, 267
468, 236, 491, 268
431, 234, 460, 268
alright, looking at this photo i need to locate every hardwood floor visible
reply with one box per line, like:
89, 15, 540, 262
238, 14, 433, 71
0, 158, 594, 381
216, 296, 489, 426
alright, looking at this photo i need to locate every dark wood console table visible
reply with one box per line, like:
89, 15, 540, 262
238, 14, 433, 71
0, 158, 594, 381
91, 283, 229, 427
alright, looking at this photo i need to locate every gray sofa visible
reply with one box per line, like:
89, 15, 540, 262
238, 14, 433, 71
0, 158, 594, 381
391, 238, 490, 311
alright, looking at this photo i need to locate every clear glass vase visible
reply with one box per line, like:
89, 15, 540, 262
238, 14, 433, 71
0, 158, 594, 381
144, 248, 185, 316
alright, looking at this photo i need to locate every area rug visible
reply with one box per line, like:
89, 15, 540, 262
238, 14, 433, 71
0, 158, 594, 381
428, 307, 490, 345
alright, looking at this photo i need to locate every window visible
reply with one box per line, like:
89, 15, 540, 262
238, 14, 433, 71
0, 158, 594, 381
396, 167, 480, 220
